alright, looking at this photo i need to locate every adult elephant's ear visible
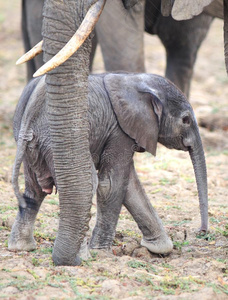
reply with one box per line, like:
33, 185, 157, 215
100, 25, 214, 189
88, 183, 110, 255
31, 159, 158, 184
104, 74, 163, 156
161, 0, 214, 20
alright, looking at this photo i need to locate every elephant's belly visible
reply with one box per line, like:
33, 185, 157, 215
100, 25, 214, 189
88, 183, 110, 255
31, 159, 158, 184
26, 134, 56, 194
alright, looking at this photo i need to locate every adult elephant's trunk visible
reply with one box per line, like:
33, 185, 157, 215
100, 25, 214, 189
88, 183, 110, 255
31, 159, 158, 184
186, 130, 208, 232
42, 0, 96, 266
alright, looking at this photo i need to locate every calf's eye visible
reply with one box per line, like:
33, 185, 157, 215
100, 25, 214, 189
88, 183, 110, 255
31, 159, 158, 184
182, 116, 190, 125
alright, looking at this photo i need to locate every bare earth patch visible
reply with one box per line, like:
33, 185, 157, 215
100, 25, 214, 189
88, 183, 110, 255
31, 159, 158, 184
0, 2, 228, 299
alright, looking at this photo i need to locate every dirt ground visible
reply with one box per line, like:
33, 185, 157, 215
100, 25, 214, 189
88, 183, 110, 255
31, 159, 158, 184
0, 1, 228, 299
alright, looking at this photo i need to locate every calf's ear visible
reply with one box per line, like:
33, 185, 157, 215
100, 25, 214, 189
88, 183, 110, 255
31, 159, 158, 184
104, 74, 163, 156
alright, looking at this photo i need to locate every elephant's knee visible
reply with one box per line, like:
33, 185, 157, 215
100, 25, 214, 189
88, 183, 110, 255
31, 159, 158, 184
97, 173, 112, 200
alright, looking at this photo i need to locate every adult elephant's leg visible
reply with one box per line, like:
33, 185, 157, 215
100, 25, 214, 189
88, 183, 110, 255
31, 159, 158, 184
89, 31, 98, 72
224, 0, 228, 73
123, 164, 173, 254
8, 161, 45, 251
22, 0, 44, 81
42, 0, 93, 266
156, 13, 213, 98
90, 135, 133, 249
96, 0, 145, 72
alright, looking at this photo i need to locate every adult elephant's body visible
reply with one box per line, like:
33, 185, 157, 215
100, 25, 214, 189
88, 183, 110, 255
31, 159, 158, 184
94, 0, 145, 73
144, 1, 214, 97
21, 0, 214, 97
21, 0, 145, 78
95, 0, 214, 97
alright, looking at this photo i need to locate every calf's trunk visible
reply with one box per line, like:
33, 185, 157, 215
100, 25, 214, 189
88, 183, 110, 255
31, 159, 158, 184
188, 132, 208, 232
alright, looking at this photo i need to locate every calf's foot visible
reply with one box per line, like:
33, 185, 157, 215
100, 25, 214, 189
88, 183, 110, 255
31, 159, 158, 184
8, 195, 40, 251
141, 234, 173, 255
8, 232, 36, 251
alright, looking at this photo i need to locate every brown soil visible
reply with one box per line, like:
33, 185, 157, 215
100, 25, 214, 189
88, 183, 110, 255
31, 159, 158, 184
0, 2, 228, 299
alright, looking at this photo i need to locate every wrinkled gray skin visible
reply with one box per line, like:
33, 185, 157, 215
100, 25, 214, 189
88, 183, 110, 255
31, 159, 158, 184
9, 73, 208, 260
21, 0, 214, 98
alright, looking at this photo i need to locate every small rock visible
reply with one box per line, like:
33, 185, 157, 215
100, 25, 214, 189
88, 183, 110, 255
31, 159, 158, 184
3, 216, 15, 229
112, 246, 123, 256
101, 279, 121, 297
181, 246, 195, 254
132, 247, 152, 261
215, 236, 228, 247
122, 240, 139, 256
1, 286, 19, 294
33, 267, 48, 280
95, 249, 114, 260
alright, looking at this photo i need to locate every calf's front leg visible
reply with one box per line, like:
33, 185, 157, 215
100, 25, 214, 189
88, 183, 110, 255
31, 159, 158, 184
124, 164, 173, 254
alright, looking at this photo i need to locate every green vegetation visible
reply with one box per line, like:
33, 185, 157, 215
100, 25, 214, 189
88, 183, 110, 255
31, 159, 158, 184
159, 178, 177, 186
34, 231, 55, 242
173, 240, 189, 251
127, 260, 158, 274
196, 232, 216, 241
117, 229, 141, 239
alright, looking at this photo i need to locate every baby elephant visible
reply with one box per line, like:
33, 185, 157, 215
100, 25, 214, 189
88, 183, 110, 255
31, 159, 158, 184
9, 73, 208, 261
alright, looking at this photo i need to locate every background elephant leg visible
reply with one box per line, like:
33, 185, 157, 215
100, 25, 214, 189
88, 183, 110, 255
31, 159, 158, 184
8, 161, 46, 251
96, 0, 145, 72
156, 13, 213, 98
90, 137, 133, 249
22, 0, 44, 81
123, 164, 173, 254
89, 31, 98, 72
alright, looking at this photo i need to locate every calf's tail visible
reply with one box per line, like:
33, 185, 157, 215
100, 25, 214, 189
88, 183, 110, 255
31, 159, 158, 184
12, 137, 31, 209
12, 77, 41, 209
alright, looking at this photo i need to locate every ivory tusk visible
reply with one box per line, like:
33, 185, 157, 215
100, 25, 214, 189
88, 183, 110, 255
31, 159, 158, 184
16, 41, 43, 65
33, 0, 106, 77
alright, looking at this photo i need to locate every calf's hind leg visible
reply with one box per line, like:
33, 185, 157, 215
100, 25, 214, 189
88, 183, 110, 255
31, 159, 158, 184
123, 164, 173, 254
8, 161, 46, 251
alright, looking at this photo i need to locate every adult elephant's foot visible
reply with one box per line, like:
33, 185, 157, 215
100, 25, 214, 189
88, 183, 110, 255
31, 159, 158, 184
8, 221, 36, 251
141, 234, 173, 255
52, 247, 81, 266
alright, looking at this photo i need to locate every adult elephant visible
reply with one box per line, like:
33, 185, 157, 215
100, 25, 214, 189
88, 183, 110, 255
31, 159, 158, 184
23, 0, 139, 267
21, 0, 215, 98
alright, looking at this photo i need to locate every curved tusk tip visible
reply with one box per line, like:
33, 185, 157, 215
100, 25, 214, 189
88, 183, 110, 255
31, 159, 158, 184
16, 57, 25, 65
33, 68, 45, 77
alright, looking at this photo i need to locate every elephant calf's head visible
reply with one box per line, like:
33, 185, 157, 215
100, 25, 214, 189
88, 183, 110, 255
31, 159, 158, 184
104, 73, 197, 155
